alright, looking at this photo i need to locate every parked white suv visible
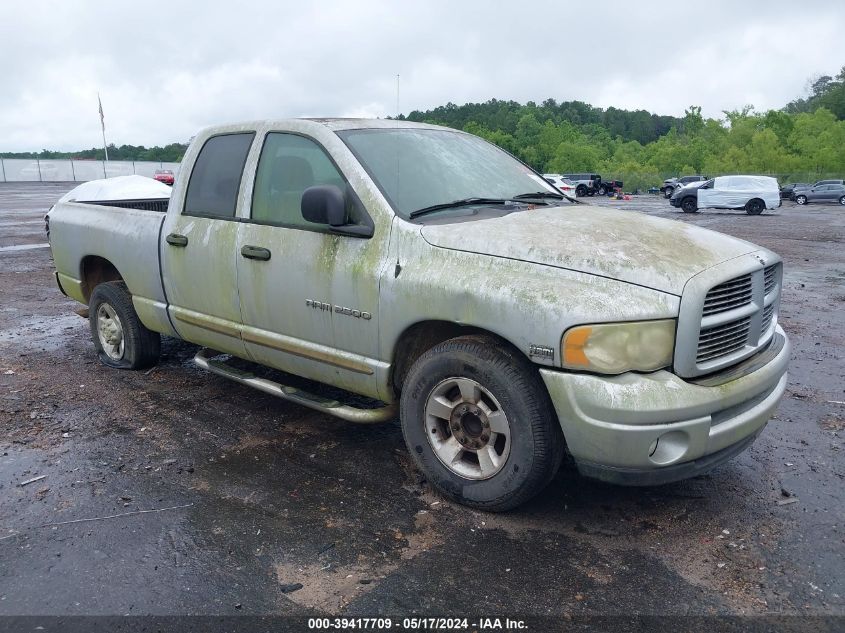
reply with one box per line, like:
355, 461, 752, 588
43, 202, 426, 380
670, 175, 781, 215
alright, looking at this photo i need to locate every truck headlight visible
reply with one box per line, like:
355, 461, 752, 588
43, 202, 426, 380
562, 320, 676, 374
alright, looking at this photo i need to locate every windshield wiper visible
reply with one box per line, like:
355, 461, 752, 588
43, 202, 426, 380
513, 191, 580, 204
512, 191, 563, 199
409, 197, 515, 219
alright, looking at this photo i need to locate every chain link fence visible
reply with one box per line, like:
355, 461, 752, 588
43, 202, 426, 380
0, 159, 181, 183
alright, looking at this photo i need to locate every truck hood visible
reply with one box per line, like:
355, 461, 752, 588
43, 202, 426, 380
420, 204, 759, 295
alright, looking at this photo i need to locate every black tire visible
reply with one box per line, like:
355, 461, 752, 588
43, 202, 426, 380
796, 195, 807, 205
575, 185, 587, 197
598, 185, 607, 196
663, 187, 674, 199
745, 198, 765, 215
681, 197, 698, 213
88, 281, 160, 369
399, 335, 564, 512
839, 195, 845, 206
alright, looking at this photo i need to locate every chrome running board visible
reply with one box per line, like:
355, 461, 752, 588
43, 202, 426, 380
193, 348, 396, 424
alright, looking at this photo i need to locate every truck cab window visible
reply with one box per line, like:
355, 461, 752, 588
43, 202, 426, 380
183, 133, 255, 219
252, 133, 347, 228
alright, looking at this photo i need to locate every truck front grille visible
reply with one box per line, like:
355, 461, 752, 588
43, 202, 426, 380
682, 261, 782, 375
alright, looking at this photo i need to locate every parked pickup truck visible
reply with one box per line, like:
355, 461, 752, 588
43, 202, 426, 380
47, 119, 790, 511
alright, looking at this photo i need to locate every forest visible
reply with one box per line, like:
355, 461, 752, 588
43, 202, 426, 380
402, 66, 845, 190
4, 66, 844, 191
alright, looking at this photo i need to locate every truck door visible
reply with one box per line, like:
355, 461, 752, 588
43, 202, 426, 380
235, 131, 386, 399
161, 132, 255, 358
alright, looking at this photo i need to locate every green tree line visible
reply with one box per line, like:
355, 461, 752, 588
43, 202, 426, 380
1, 142, 187, 162
403, 69, 845, 191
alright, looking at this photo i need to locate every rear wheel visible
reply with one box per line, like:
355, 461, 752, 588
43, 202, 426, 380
745, 198, 765, 215
681, 197, 698, 213
839, 195, 845, 205
89, 281, 160, 369
796, 195, 807, 205
399, 336, 563, 511
598, 185, 607, 196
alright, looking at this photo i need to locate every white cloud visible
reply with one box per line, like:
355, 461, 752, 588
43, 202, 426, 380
1, 0, 843, 151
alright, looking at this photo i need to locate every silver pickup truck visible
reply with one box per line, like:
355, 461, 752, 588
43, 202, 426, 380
47, 119, 790, 510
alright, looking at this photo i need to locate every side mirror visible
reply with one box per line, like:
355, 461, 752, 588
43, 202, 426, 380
301, 185, 346, 226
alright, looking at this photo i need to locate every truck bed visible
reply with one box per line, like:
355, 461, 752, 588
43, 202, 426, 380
47, 200, 170, 333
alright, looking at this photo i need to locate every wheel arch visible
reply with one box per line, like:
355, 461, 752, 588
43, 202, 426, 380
389, 320, 529, 395
79, 255, 125, 302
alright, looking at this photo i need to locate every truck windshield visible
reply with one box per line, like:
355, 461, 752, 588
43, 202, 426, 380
337, 128, 559, 220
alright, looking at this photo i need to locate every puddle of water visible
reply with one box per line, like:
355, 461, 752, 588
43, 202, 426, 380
0, 313, 85, 351
0, 243, 49, 253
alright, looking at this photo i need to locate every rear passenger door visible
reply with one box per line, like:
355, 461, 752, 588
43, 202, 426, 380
161, 132, 255, 357
818, 185, 836, 201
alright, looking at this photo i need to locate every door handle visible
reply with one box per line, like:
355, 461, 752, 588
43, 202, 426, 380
166, 233, 188, 247
241, 245, 271, 261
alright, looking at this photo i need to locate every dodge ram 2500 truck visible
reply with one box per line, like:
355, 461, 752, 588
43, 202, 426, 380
47, 119, 790, 511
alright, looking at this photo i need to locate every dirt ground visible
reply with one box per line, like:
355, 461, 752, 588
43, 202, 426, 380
0, 183, 843, 625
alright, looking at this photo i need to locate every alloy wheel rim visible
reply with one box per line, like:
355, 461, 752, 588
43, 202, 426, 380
424, 377, 511, 480
96, 303, 125, 361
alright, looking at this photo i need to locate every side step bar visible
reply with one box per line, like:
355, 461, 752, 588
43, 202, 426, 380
193, 348, 396, 424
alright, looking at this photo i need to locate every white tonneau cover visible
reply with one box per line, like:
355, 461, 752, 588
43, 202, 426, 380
58, 175, 172, 204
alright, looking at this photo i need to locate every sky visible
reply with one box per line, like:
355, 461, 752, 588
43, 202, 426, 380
1, 0, 843, 152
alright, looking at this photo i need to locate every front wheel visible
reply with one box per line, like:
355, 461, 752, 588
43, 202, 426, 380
89, 281, 160, 369
576, 185, 587, 197
796, 195, 807, 205
663, 187, 674, 199
745, 198, 765, 215
839, 195, 845, 205
399, 336, 563, 511
681, 197, 698, 213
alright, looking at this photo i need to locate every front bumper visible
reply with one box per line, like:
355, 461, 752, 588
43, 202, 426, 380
539, 326, 790, 485
669, 197, 681, 207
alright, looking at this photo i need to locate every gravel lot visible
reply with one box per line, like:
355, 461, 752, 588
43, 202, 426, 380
0, 183, 843, 626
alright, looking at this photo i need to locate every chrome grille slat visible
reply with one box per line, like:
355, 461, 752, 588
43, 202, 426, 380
760, 304, 775, 334
698, 345, 747, 362
707, 279, 753, 293
699, 320, 752, 343
705, 286, 753, 302
705, 285, 752, 301
702, 273, 754, 317
703, 294, 753, 313
764, 265, 778, 295
698, 327, 751, 351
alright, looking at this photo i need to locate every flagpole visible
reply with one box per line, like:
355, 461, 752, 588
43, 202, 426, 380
98, 93, 109, 162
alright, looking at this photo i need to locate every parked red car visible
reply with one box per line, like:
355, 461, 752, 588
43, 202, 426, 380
153, 169, 175, 186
